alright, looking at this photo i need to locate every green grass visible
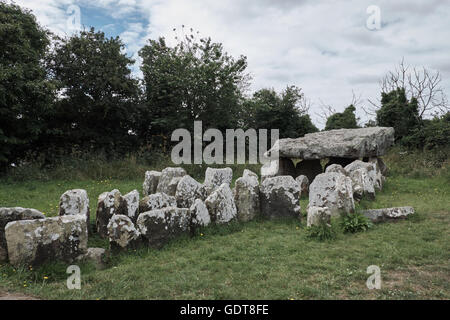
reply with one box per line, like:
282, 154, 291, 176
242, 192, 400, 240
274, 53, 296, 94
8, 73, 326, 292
0, 151, 449, 299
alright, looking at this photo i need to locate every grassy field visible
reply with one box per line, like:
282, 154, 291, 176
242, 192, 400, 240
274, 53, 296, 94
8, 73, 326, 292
0, 149, 449, 299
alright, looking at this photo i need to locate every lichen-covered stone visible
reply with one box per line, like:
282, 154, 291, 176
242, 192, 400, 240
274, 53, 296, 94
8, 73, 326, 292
58, 189, 90, 227
234, 170, 260, 222
345, 160, 381, 191
0, 207, 45, 263
5, 215, 88, 267
96, 189, 122, 238
156, 167, 187, 196
139, 192, 177, 213
325, 164, 347, 175
260, 176, 301, 219
137, 207, 191, 248
205, 183, 237, 224
347, 168, 375, 201
308, 172, 355, 217
143, 170, 161, 196
175, 175, 204, 208
107, 215, 141, 250
118, 190, 139, 223
204, 167, 233, 195
75, 247, 108, 269
307, 206, 332, 227
190, 199, 211, 228
295, 175, 309, 196
362, 206, 414, 223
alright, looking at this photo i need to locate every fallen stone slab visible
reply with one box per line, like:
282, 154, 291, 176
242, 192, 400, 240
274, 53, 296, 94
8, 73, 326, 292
58, 189, 90, 227
361, 207, 415, 223
139, 192, 177, 213
5, 215, 88, 267
143, 170, 161, 196
260, 176, 301, 219
0, 207, 45, 263
137, 207, 191, 248
266, 127, 395, 160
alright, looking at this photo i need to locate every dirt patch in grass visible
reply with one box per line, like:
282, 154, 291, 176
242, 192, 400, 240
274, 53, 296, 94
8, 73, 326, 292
0, 290, 39, 300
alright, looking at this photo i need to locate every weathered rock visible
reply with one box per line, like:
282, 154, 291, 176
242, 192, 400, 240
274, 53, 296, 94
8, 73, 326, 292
260, 176, 301, 219
118, 190, 140, 223
58, 189, 90, 227
96, 189, 122, 238
295, 175, 309, 196
368, 157, 386, 189
139, 192, 177, 213
0, 207, 45, 263
234, 169, 260, 222
204, 167, 233, 195
5, 215, 88, 267
347, 168, 375, 201
156, 167, 187, 196
266, 127, 395, 159
325, 164, 347, 175
175, 175, 204, 208
261, 158, 296, 181
205, 183, 237, 224
107, 215, 141, 250
362, 207, 415, 223
345, 160, 381, 191
190, 199, 211, 228
75, 247, 108, 269
308, 172, 355, 217
137, 208, 191, 248
295, 159, 323, 182
143, 171, 161, 196
307, 206, 332, 227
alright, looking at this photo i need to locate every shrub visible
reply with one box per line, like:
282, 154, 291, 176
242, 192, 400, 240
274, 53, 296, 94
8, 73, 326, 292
306, 222, 337, 241
340, 212, 373, 234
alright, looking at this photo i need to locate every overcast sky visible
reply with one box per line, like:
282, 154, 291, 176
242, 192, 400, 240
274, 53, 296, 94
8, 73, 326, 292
13, 0, 450, 128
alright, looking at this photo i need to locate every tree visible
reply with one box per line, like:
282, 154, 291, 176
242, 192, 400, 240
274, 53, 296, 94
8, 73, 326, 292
45, 27, 140, 154
138, 28, 249, 144
0, 2, 53, 168
242, 86, 318, 138
376, 87, 421, 142
325, 105, 359, 130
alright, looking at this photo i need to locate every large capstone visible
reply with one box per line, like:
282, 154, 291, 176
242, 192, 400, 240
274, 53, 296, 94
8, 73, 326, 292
205, 183, 237, 224
234, 169, 260, 222
308, 172, 355, 217
295, 159, 323, 182
58, 189, 90, 227
190, 199, 211, 228
137, 207, 191, 248
96, 189, 122, 238
260, 176, 301, 219
266, 127, 395, 160
175, 175, 204, 208
0, 207, 45, 263
156, 167, 187, 196
5, 215, 88, 267
204, 167, 233, 195
139, 192, 177, 213
143, 170, 161, 196
361, 207, 415, 223
107, 215, 141, 250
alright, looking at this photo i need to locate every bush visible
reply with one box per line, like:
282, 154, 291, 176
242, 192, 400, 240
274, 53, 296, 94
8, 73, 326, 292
306, 222, 337, 241
340, 212, 373, 234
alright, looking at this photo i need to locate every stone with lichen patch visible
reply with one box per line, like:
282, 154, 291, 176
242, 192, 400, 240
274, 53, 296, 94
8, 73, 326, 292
295, 175, 309, 196
59, 189, 90, 227
156, 167, 187, 196
118, 190, 140, 223
175, 175, 204, 208
5, 215, 88, 267
361, 206, 414, 223
204, 167, 233, 196
139, 192, 177, 213
190, 199, 211, 228
143, 171, 161, 196
0, 207, 45, 263
107, 215, 141, 251
205, 183, 237, 224
96, 189, 122, 238
137, 207, 191, 248
260, 176, 301, 220
234, 170, 260, 222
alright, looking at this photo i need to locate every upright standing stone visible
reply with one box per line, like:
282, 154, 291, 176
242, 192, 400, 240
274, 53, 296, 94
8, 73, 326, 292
308, 172, 355, 217
234, 170, 260, 222
118, 190, 140, 223
96, 189, 122, 238
190, 199, 211, 228
260, 176, 301, 219
345, 160, 380, 191
175, 175, 204, 208
59, 189, 90, 227
204, 167, 233, 196
143, 171, 161, 196
205, 183, 237, 224
295, 175, 309, 196
5, 215, 88, 267
0, 207, 45, 263
156, 167, 187, 196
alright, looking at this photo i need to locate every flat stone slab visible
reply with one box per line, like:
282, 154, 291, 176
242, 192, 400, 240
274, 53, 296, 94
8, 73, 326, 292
361, 206, 414, 223
266, 127, 395, 159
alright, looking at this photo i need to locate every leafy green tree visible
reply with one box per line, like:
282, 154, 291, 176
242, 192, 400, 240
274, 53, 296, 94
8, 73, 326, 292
0, 2, 53, 168
376, 88, 421, 142
405, 112, 450, 150
242, 86, 318, 138
325, 105, 359, 130
138, 30, 249, 142
45, 27, 140, 154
